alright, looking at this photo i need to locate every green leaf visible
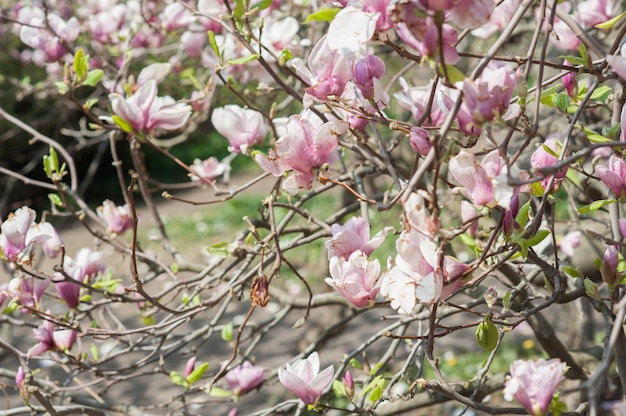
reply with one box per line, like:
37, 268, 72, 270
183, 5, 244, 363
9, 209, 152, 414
595, 11, 626, 29
579, 43, 590, 69
84, 98, 99, 110
84, 69, 103, 87
48, 194, 63, 209
73, 48, 88, 81
92, 278, 121, 292
55, 81, 69, 95
560, 55, 585, 67
207, 242, 231, 258
207, 386, 232, 397
502, 290, 511, 311
186, 362, 209, 384
590, 85, 612, 103
227, 54, 260, 66
332, 380, 347, 397
348, 357, 363, 370
207, 31, 223, 64
577, 199, 616, 213
540, 86, 559, 106
476, 316, 498, 351
170, 371, 189, 388
251, 0, 272, 10
583, 277, 600, 300
552, 92, 569, 112
581, 126, 611, 143
515, 200, 531, 228
112, 115, 135, 134
563, 266, 581, 278
304, 8, 339, 23
438, 64, 465, 84
90, 344, 99, 362
279, 49, 293, 66
221, 322, 233, 342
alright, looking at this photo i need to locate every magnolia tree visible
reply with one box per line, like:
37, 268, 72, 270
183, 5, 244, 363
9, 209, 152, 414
3, 0, 626, 415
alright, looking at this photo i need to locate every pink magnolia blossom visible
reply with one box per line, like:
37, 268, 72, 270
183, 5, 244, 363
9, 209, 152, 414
562, 63, 577, 97
185, 357, 197, 378
0, 206, 62, 265
352, 55, 386, 100
97, 200, 133, 235
503, 358, 567, 415
28, 319, 78, 356
343, 370, 354, 397
4, 276, 50, 310
472, 0, 522, 38
619, 218, 626, 240
395, 79, 447, 127
326, 251, 381, 308
255, 117, 348, 194
607, 44, 626, 82
17, 7, 79, 62
291, 36, 352, 107
530, 136, 568, 189
409, 127, 432, 156
578, 0, 615, 26
15, 366, 25, 390
395, 10, 459, 64
224, 361, 265, 396
601, 245, 620, 288
211, 105, 268, 154
55, 248, 106, 308
109, 80, 191, 136
278, 351, 334, 405
325, 216, 390, 259
449, 150, 513, 208
596, 155, 626, 199
449, 0, 496, 29
380, 193, 467, 314
327, 6, 378, 56
190, 157, 226, 184
461, 200, 479, 238
159, 2, 194, 31
536, 2, 580, 51
461, 62, 518, 125
361, 0, 394, 31
558, 231, 581, 258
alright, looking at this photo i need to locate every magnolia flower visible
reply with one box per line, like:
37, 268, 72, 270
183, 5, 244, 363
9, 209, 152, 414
190, 157, 226, 184
109, 80, 191, 135
409, 127, 432, 156
325, 216, 390, 259
449, 0, 496, 29
326, 251, 381, 308
185, 357, 197, 378
255, 117, 348, 193
278, 351, 334, 405
28, 319, 77, 356
535, 2, 579, 51
211, 105, 268, 153
449, 150, 514, 208
55, 248, 106, 308
530, 137, 568, 190
578, 0, 615, 26
224, 361, 265, 396
18, 7, 79, 62
15, 366, 25, 390
607, 44, 626, 81
461, 62, 517, 125
0, 206, 62, 265
503, 358, 567, 415
97, 200, 133, 235
472, 0, 523, 38
557, 231, 581, 258
352, 55, 386, 100
596, 155, 626, 199
395, 12, 459, 64
327, 6, 378, 56
601, 245, 620, 288
4, 276, 50, 310
395, 79, 447, 127
291, 36, 352, 107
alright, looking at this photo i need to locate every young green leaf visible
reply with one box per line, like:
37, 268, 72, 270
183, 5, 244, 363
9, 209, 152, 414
304, 8, 339, 23
170, 371, 189, 388
84, 69, 104, 87
476, 316, 499, 351
186, 362, 209, 384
